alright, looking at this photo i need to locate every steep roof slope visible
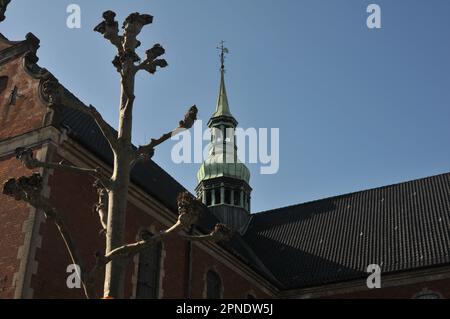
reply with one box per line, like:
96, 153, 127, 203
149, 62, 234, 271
244, 173, 450, 289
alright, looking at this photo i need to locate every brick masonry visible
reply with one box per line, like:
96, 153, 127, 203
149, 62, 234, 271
0, 54, 48, 141
0, 155, 36, 298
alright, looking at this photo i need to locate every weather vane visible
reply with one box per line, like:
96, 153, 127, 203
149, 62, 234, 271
217, 40, 229, 71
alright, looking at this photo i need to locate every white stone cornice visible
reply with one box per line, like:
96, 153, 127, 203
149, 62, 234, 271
0, 126, 62, 159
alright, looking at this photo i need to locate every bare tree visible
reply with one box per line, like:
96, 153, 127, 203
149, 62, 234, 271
2, 9, 231, 299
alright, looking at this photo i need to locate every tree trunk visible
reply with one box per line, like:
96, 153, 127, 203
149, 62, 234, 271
103, 75, 135, 298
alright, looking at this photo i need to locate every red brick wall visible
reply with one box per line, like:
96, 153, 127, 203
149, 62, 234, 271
0, 47, 49, 298
0, 154, 39, 298
190, 244, 271, 299
0, 55, 47, 140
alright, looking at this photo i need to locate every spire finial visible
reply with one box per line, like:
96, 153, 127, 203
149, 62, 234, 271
217, 40, 229, 71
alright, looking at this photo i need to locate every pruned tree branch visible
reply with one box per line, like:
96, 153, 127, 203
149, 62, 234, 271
93, 180, 109, 233
42, 79, 118, 152
133, 105, 198, 164
122, 12, 153, 54
86, 192, 231, 290
137, 43, 168, 74
15, 148, 112, 189
105, 220, 183, 262
180, 224, 233, 243
96, 192, 201, 262
2, 174, 93, 299
93, 11, 123, 53
95, 11, 154, 76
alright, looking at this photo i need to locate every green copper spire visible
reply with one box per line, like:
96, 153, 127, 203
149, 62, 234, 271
212, 69, 232, 118
208, 41, 237, 127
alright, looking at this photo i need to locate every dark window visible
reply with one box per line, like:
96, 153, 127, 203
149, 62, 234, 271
233, 190, 240, 206
206, 270, 222, 299
136, 231, 161, 299
0, 76, 8, 94
214, 189, 221, 205
206, 190, 212, 206
224, 189, 231, 204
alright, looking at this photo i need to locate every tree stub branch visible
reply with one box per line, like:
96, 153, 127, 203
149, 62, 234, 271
133, 105, 198, 164
179, 224, 233, 243
93, 11, 123, 54
15, 147, 112, 189
137, 43, 168, 74
85, 192, 231, 289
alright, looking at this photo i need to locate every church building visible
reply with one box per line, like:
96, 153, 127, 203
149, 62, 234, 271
1, 22, 450, 299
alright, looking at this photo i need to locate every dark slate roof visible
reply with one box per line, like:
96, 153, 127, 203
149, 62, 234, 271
244, 173, 450, 289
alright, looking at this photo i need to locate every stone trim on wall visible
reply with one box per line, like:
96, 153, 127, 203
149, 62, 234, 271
0, 126, 62, 159
12, 144, 53, 298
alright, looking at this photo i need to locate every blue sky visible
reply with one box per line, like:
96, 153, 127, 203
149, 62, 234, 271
2, 0, 450, 213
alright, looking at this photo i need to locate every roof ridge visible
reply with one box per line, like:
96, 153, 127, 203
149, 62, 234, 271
253, 171, 450, 216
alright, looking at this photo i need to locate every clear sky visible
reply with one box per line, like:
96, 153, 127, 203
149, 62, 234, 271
2, 0, 450, 213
